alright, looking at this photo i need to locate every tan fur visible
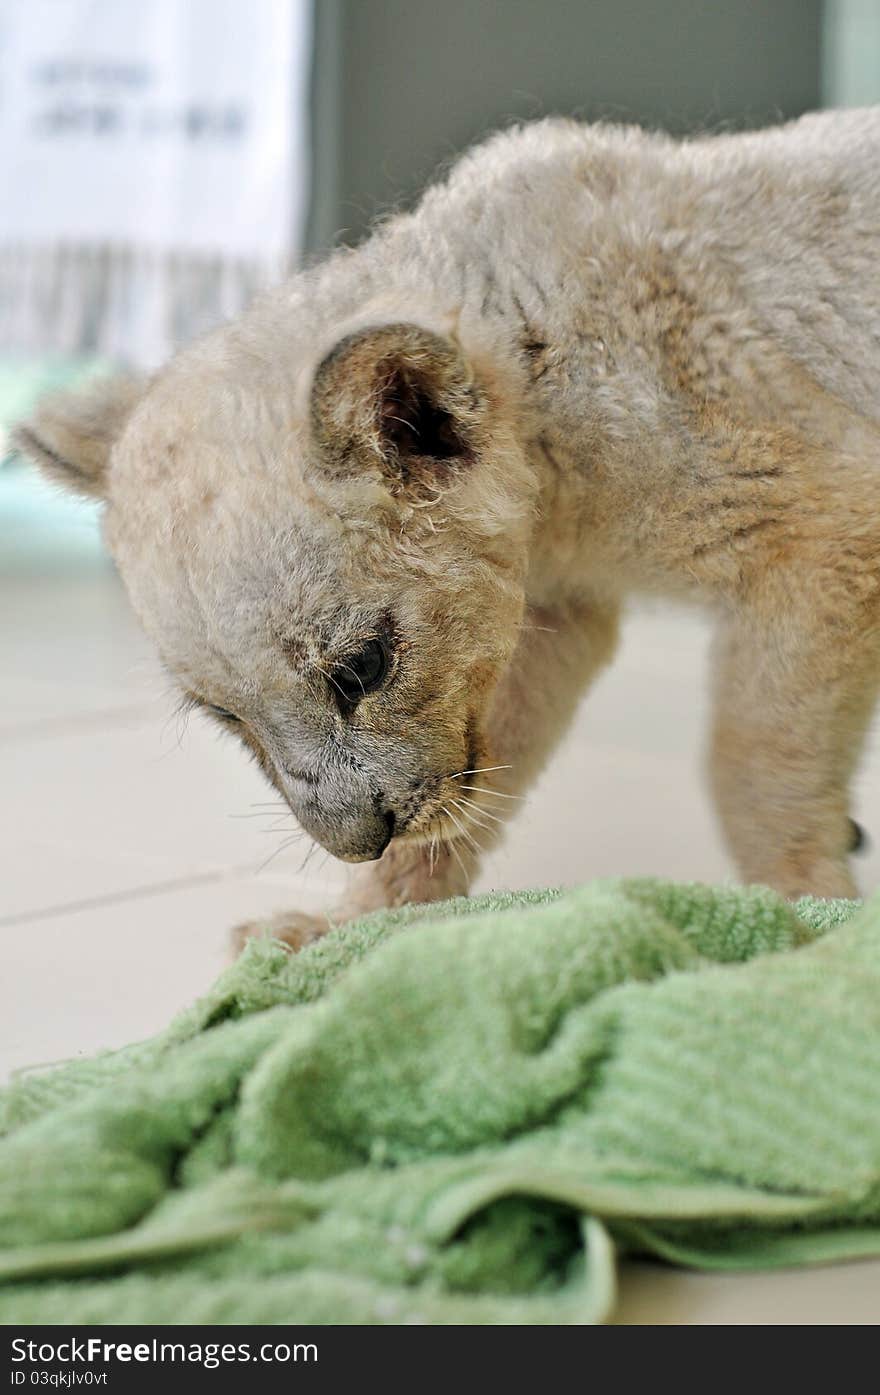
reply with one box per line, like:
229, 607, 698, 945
14, 376, 143, 499
16, 109, 880, 947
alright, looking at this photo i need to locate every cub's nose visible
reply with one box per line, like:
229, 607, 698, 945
282, 778, 399, 864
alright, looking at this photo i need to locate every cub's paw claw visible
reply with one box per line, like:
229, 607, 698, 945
231, 909, 331, 958
849, 818, 869, 855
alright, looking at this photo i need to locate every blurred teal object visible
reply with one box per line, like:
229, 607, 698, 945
0, 356, 110, 573
823, 0, 880, 106
0, 354, 108, 439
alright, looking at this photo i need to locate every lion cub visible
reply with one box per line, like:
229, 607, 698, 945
17, 109, 880, 949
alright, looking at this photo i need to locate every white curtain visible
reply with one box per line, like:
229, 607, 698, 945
0, 0, 312, 367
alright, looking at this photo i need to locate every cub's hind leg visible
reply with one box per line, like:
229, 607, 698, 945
709, 570, 880, 899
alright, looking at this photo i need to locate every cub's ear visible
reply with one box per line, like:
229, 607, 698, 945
310, 323, 484, 487
11, 375, 145, 501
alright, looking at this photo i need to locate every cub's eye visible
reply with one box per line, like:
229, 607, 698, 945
208, 704, 240, 723
330, 638, 389, 707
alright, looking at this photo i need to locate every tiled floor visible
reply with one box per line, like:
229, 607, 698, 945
3, 551, 879, 1323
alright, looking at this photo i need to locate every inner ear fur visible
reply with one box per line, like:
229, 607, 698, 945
310, 323, 484, 485
11, 374, 145, 501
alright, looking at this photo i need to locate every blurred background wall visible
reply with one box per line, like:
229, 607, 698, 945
309, 0, 823, 251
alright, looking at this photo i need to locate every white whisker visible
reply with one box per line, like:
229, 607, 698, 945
446, 832, 470, 883
451, 798, 501, 834
449, 764, 512, 779
257, 835, 301, 873
454, 792, 502, 814
454, 793, 506, 825
457, 785, 524, 801
299, 841, 321, 875
443, 805, 484, 856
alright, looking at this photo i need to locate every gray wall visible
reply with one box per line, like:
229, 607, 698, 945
308, 0, 822, 251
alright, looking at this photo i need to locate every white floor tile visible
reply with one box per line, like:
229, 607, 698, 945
615, 1257, 880, 1325
0, 675, 158, 737
478, 740, 733, 892
0, 707, 348, 895
0, 838, 206, 923
0, 872, 333, 1078
1, 573, 155, 695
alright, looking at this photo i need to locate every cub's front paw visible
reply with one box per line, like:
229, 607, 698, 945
231, 908, 331, 957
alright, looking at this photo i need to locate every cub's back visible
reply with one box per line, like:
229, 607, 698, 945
682, 108, 880, 422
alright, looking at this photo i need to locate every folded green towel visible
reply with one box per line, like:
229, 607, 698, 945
1, 878, 878, 1325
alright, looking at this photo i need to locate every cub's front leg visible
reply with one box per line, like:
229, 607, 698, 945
230, 837, 480, 956
233, 596, 619, 953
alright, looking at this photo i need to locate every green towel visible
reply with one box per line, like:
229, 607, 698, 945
1, 878, 878, 1325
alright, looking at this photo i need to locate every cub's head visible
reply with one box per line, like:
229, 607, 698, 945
16, 314, 535, 861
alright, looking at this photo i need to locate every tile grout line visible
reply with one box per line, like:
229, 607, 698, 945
0, 862, 346, 928
0, 864, 261, 928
